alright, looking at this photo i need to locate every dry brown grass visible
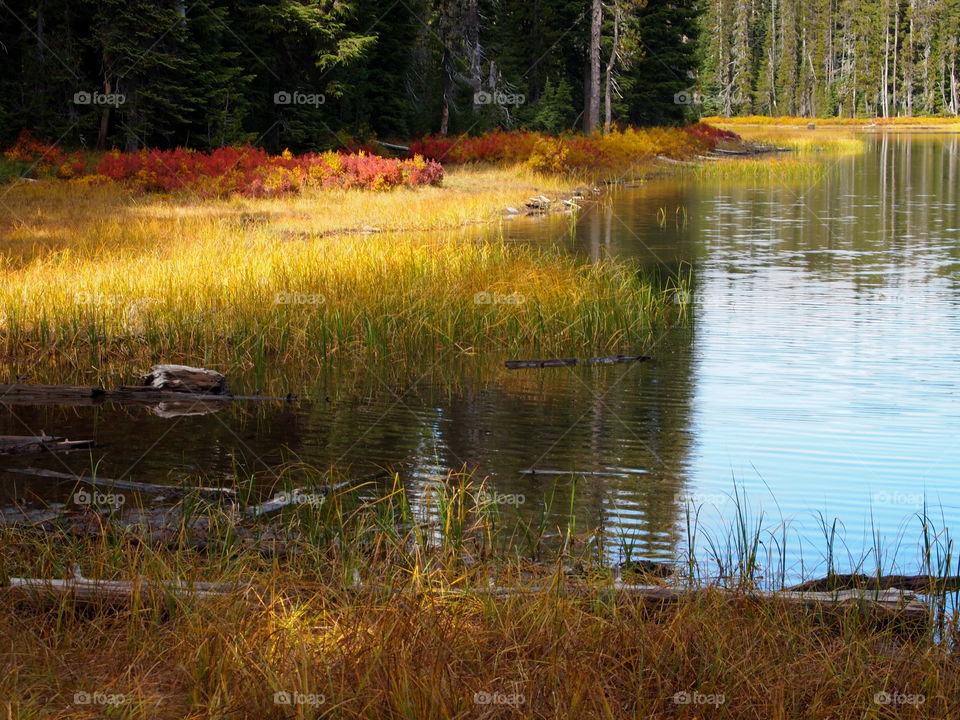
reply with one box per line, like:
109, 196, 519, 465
1, 475, 957, 719
3, 571, 955, 719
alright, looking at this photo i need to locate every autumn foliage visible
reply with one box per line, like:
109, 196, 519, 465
408, 123, 741, 174
3, 129, 86, 178
93, 146, 444, 196
2, 122, 740, 194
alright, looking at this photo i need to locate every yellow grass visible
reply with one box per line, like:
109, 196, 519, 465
704, 114, 960, 128
0, 166, 681, 392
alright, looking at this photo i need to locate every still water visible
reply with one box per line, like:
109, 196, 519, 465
3, 133, 959, 579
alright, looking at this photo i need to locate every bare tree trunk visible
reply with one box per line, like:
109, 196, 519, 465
604, 1, 621, 134
97, 73, 111, 150
882, 3, 890, 117
892, 9, 898, 114
440, 48, 451, 135
584, 0, 602, 132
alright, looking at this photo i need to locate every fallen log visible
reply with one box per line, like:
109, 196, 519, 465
0, 384, 105, 403
246, 487, 310, 516
519, 469, 614, 476
5, 565, 251, 606
505, 355, 650, 370
350, 579, 929, 625
655, 156, 700, 166
0, 435, 94, 456
376, 140, 411, 152
787, 573, 960, 593
0, 383, 295, 406
246, 469, 391, 516
4, 569, 927, 626
711, 146, 793, 156
142, 364, 227, 394
0, 467, 236, 499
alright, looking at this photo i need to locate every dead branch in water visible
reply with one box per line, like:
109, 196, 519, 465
0, 435, 94, 456
505, 355, 650, 370
1, 467, 236, 499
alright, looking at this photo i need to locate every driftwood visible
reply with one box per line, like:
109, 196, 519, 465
0, 383, 294, 406
0, 435, 94, 456
505, 355, 650, 370
711, 146, 793, 156
5, 565, 251, 606
142, 364, 227, 394
376, 140, 410, 152
246, 487, 311, 517
788, 573, 960, 593
150, 400, 224, 418
4, 569, 928, 625
345, 580, 929, 626
656, 156, 700, 166
246, 469, 391, 516
1, 467, 236, 499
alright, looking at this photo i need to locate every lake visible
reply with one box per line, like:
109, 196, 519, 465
3, 132, 958, 581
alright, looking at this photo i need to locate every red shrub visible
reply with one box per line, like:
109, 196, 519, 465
410, 124, 740, 173
3, 129, 67, 173
91, 145, 443, 196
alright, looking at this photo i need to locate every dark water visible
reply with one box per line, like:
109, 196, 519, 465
3, 133, 959, 579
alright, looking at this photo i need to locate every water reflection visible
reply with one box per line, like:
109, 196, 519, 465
2, 133, 959, 578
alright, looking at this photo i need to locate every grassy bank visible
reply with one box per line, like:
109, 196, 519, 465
703, 115, 960, 128
0, 165, 683, 392
2, 475, 958, 719
673, 125, 867, 183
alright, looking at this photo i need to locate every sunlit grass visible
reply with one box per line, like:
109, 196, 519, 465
704, 114, 960, 128
0, 166, 681, 391
682, 126, 866, 183
2, 473, 958, 718
692, 155, 833, 182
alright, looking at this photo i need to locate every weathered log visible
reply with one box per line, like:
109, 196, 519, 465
0, 435, 94, 455
505, 355, 650, 370
350, 579, 929, 624
246, 487, 310, 517
4, 569, 927, 625
376, 140, 411, 152
656, 155, 700, 166
142, 364, 227, 394
1, 467, 236, 498
518, 469, 613, 476
0, 383, 106, 403
246, 469, 391, 516
150, 400, 224, 418
787, 573, 960, 593
0, 383, 294, 406
5, 565, 251, 606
